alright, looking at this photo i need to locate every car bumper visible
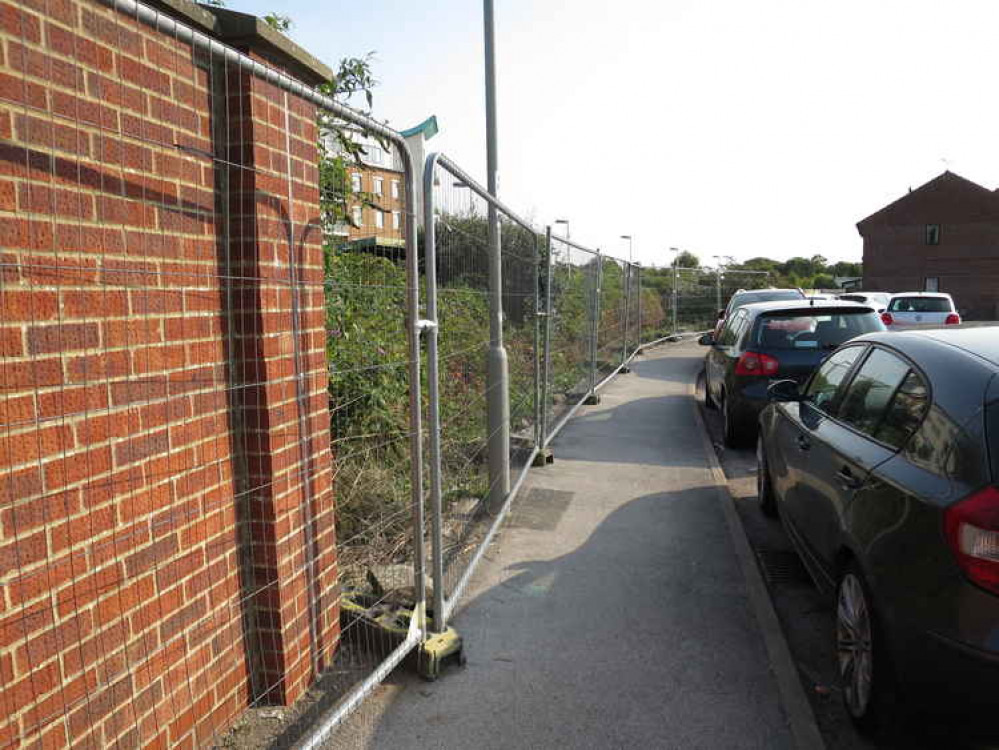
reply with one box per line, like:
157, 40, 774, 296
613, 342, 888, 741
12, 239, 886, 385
729, 379, 770, 430
900, 630, 999, 723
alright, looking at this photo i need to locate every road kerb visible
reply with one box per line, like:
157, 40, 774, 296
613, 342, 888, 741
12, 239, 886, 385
688, 379, 827, 750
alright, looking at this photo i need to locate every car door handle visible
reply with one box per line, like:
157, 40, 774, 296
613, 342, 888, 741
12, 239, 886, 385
836, 467, 862, 490
795, 435, 811, 452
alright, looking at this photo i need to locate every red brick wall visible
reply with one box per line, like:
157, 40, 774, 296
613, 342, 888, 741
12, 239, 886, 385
0, 1, 336, 747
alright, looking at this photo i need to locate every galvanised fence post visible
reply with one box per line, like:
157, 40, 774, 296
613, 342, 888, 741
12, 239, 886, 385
589, 250, 603, 398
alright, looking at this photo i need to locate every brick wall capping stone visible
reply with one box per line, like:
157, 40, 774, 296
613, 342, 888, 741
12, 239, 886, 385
201, 5, 333, 87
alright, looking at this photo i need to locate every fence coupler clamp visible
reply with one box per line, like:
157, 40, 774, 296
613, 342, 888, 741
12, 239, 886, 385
418, 627, 465, 681
415, 319, 438, 335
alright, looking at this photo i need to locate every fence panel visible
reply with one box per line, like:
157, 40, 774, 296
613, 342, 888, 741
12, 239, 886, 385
624, 262, 641, 360
543, 235, 599, 443
594, 256, 626, 385
422, 154, 541, 630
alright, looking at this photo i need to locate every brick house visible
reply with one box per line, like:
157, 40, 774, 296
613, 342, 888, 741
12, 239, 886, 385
0, 0, 340, 746
856, 171, 999, 320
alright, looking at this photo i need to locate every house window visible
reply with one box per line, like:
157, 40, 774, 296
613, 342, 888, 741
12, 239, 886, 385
391, 180, 400, 199
373, 177, 383, 196
351, 173, 362, 192
375, 210, 384, 229
392, 211, 401, 230
925, 224, 940, 245
352, 205, 363, 226
924, 277, 939, 292
366, 145, 385, 166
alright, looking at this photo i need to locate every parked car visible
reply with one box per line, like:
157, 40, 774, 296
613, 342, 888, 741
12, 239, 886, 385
837, 291, 891, 313
757, 328, 999, 735
881, 291, 961, 329
700, 300, 884, 447
712, 287, 806, 339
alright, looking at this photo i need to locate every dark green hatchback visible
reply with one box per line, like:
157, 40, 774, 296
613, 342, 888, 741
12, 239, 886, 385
757, 328, 999, 737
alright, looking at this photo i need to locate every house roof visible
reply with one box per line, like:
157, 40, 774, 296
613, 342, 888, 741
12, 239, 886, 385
856, 171, 999, 234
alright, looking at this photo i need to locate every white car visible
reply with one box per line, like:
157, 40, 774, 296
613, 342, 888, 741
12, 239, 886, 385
837, 291, 891, 313
881, 292, 961, 329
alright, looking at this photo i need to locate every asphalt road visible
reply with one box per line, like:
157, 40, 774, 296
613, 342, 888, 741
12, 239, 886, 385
325, 342, 796, 749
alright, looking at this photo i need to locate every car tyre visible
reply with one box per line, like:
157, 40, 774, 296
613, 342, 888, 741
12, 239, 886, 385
704, 375, 717, 410
836, 563, 902, 738
756, 436, 777, 517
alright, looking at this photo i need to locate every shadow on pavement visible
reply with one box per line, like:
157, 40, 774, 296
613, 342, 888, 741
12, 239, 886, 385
344, 488, 795, 750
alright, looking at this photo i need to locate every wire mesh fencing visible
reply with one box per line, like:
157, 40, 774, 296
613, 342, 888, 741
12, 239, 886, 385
422, 154, 545, 631
541, 234, 599, 444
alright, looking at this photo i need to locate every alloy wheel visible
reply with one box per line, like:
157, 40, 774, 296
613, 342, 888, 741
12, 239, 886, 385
837, 572, 874, 719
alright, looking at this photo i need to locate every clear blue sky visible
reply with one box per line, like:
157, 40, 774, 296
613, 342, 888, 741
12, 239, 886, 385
232, 1, 999, 268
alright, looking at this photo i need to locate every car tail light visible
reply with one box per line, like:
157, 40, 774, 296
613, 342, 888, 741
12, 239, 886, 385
881, 312, 894, 326
735, 351, 780, 377
945, 313, 962, 325
944, 486, 999, 596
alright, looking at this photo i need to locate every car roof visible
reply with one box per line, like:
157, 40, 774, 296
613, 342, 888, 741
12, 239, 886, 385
888, 291, 952, 298
732, 288, 802, 297
737, 299, 875, 317
908, 327, 999, 369
848, 329, 999, 415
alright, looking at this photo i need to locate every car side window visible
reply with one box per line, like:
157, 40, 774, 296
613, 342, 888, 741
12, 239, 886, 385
837, 348, 911, 438
805, 345, 864, 415
875, 370, 929, 449
718, 310, 745, 346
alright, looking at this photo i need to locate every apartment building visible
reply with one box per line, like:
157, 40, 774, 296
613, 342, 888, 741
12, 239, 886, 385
330, 116, 438, 252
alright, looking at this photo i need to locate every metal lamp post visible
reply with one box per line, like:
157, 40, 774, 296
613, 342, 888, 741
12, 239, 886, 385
483, 0, 509, 511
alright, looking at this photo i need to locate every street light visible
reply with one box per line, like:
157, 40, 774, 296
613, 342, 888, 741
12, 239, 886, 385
620, 234, 633, 264
554, 218, 570, 239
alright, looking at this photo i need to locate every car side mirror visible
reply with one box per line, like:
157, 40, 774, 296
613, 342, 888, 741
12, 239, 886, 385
698, 333, 714, 346
768, 379, 804, 402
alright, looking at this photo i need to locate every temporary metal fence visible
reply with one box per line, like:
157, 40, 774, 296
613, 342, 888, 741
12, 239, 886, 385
641, 265, 773, 335
540, 233, 600, 445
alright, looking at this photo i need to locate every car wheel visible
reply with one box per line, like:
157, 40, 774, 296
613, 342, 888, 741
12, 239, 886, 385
721, 393, 742, 448
704, 376, 717, 410
836, 564, 900, 737
756, 436, 777, 517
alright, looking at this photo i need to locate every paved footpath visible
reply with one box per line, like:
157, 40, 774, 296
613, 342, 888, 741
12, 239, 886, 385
329, 342, 795, 750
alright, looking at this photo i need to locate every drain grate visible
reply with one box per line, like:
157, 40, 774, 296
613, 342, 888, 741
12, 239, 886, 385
507, 488, 574, 531
755, 548, 812, 586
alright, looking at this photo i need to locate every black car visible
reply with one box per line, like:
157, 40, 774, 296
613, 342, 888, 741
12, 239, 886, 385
700, 300, 884, 447
757, 328, 999, 735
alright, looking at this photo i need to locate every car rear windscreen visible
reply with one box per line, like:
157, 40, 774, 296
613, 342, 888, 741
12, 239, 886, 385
732, 290, 803, 309
751, 311, 882, 350
888, 296, 951, 313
